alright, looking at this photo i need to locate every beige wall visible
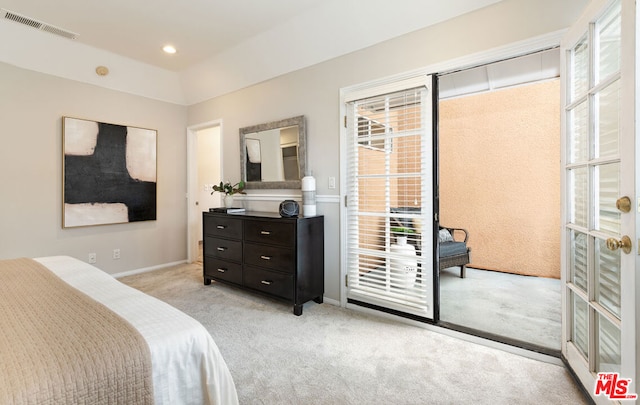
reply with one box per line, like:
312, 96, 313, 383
439, 80, 561, 278
0, 62, 187, 274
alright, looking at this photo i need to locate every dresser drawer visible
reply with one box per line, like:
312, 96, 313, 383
244, 266, 293, 300
203, 215, 243, 239
204, 237, 242, 262
244, 242, 294, 273
204, 258, 242, 285
244, 220, 295, 247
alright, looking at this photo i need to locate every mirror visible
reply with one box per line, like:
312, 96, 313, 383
240, 115, 307, 189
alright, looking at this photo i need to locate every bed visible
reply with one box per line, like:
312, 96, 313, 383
0, 256, 238, 405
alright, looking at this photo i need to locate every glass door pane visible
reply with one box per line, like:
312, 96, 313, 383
596, 80, 620, 158
569, 167, 588, 228
572, 290, 589, 359
571, 35, 589, 101
569, 230, 588, 292
595, 162, 620, 234
569, 101, 589, 163
595, 238, 621, 318
597, 2, 621, 82
597, 313, 621, 374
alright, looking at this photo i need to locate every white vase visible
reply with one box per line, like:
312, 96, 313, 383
224, 194, 234, 208
390, 240, 417, 289
302, 175, 316, 217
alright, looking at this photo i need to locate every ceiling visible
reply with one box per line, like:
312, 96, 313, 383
1, 0, 329, 72
0, 0, 503, 103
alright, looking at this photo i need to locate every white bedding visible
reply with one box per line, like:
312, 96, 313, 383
35, 256, 238, 405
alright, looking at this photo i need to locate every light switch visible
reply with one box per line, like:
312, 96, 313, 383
328, 177, 336, 189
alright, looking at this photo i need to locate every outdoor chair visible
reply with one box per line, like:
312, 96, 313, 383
438, 226, 470, 278
390, 207, 470, 278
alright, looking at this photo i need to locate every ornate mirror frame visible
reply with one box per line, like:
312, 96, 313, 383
239, 115, 307, 189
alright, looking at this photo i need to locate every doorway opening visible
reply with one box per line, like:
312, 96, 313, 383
187, 121, 222, 264
437, 49, 562, 354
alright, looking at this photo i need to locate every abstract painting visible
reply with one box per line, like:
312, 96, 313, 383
63, 117, 157, 228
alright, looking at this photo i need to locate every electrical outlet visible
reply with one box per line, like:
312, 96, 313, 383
113, 249, 120, 260
88, 253, 96, 264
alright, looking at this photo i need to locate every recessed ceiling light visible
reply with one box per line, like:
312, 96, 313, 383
162, 45, 177, 54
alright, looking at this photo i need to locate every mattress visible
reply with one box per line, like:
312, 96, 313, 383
30, 256, 238, 405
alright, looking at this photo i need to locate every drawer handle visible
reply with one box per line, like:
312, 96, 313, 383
260, 255, 271, 260
260, 231, 271, 235
217, 225, 226, 229
217, 268, 226, 273
217, 247, 226, 251
261, 280, 272, 285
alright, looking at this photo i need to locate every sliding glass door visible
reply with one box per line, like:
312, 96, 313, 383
344, 76, 435, 321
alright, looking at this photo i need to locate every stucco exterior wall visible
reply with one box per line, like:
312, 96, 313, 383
439, 80, 561, 278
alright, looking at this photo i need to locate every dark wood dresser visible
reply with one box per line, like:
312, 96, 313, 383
202, 211, 324, 315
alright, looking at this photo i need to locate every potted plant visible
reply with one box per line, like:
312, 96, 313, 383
390, 226, 415, 246
211, 180, 246, 207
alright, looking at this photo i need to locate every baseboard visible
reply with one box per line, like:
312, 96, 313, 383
112, 259, 188, 278
321, 297, 340, 306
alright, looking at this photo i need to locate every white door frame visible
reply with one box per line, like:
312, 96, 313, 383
186, 119, 223, 263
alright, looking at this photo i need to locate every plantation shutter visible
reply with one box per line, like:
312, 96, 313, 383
345, 76, 434, 320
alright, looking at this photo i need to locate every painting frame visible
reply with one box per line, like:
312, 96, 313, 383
62, 116, 157, 228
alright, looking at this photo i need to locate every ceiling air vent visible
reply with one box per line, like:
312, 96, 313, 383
1, 8, 78, 40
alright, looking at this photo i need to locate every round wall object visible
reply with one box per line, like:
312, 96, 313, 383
95, 66, 109, 76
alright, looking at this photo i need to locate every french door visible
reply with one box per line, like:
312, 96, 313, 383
344, 76, 435, 321
561, 0, 637, 402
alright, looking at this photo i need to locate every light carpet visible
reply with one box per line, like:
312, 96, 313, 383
119, 263, 588, 405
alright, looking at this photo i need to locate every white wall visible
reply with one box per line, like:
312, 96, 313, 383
186, 0, 588, 301
0, 62, 188, 274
